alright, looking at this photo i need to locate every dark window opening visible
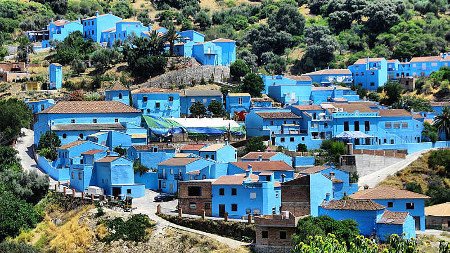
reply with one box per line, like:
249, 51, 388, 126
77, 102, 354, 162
262, 231, 268, 239
155, 102, 160, 109
280, 231, 287, 239
365, 121, 370, 131
231, 188, 237, 195
231, 204, 238, 211
406, 202, 415, 209
388, 202, 393, 207
344, 121, 349, 131
219, 188, 224, 196
354, 121, 360, 131
188, 186, 202, 196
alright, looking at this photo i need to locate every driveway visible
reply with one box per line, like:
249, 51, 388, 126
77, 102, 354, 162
133, 189, 249, 249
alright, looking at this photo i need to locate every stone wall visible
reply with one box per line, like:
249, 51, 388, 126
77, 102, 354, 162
281, 176, 310, 217
178, 181, 213, 216
141, 65, 230, 89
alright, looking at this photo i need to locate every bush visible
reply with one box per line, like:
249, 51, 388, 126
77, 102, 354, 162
297, 143, 308, 152
0, 241, 40, 253
38, 147, 57, 161
245, 137, 266, 153
158, 214, 255, 242
101, 214, 155, 242
427, 149, 450, 177
320, 140, 346, 165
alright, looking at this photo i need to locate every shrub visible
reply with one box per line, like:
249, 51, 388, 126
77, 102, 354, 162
101, 214, 155, 242
245, 137, 266, 153
0, 241, 40, 253
297, 143, 308, 152
427, 149, 450, 177
158, 214, 255, 242
38, 147, 57, 161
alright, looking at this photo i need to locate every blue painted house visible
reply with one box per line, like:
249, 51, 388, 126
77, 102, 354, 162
101, 19, 150, 47
211, 166, 281, 218
267, 76, 312, 105
211, 38, 236, 66
188, 38, 236, 66
43, 19, 83, 47
198, 143, 237, 163
225, 93, 251, 118
131, 88, 181, 118
303, 69, 353, 86
299, 165, 358, 200
127, 144, 175, 166
34, 101, 143, 145
157, 157, 218, 194
25, 99, 55, 114
82, 11, 122, 43
105, 83, 130, 105
241, 151, 292, 166
350, 186, 429, 231
228, 161, 295, 182
70, 154, 145, 198
180, 89, 223, 116
86, 130, 133, 150
319, 199, 416, 241
49, 63, 62, 89
251, 95, 274, 109
179, 30, 205, 43
348, 57, 388, 91
261, 75, 298, 94
245, 110, 302, 138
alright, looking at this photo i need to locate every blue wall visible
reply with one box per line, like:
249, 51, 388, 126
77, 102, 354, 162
49, 63, 62, 89
132, 92, 181, 118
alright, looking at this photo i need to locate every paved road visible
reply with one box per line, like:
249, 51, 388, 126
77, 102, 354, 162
133, 190, 249, 249
358, 149, 432, 188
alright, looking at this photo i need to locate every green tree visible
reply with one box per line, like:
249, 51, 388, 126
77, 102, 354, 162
113, 146, 126, 156
268, 3, 305, 36
328, 11, 352, 33
297, 143, 308, 152
245, 137, 266, 153
381, 81, 403, 106
90, 48, 121, 72
230, 59, 250, 81
163, 26, 181, 56
0, 99, 32, 145
433, 106, 450, 140
392, 96, 432, 112
0, 169, 49, 204
134, 160, 149, 175
422, 122, 438, 143
0, 146, 20, 172
0, 241, 40, 253
240, 73, 264, 98
16, 35, 33, 63
320, 140, 346, 165
0, 191, 40, 241
244, 25, 293, 57
190, 101, 207, 117
54, 31, 96, 64
38, 131, 61, 150
195, 10, 211, 30
208, 100, 226, 117
70, 58, 86, 76
111, 0, 134, 18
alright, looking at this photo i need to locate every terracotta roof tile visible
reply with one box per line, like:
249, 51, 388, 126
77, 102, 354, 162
284, 75, 312, 82
53, 20, 69, 26
329, 103, 375, 113
212, 174, 258, 185
299, 166, 327, 174
211, 38, 235, 43
59, 140, 85, 150
350, 186, 430, 200
158, 157, 199, 166
410, 56, 443, 63
425, 202, 450, 217
255, 111, 301, 119
227, 93, 251, 97
304, 69, 351, 75
200, 143, 227, 152
231, 161, 294, 172
51, 123, 125, 131
39, 101, 140, 114
182, 89, 222, 97
108, 82, 128, 91
180, 144, 207, 151
81, 149, 104, 155
321, 199, 385, 211
377, 210, 409, 225
96, 156, 121, 163
378, 109, 411, 117
241, 152, 280, 160
131, 88, 179, 94
132, 144, 175, 151
293, 105, 323, 111
354, 58, 385, 64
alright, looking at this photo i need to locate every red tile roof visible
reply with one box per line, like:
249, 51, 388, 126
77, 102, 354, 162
158, 157, 199, 166
354, 58, 385, 64
131, 88, 179, 94
241, 152, 280, 160
59, 140, 85, 150
284, 75, 312, 82
350, 186, 430, 200
211, 38, 236, 43
132, 144, 175, 151
96, 156, 121, 163
304, 69, 351, 75
299, 166, 327, 174
212, 174, 258, 185
377, 210, 409, 225
330, 103, 375, 113
231, 161, 294, 172
321, 199, 385, 211
410, 56, 443, 63
180, 144, 207, 151
255, 111, 301, 119
82, 149, 104, 155
39, 101, 140, 114
108, 82, 128, 91
378, 109, 412, 117
53, 20, 69, 26
293, 105, 323, 111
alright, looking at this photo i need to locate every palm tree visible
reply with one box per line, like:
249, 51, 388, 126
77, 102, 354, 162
163, 26, 180, 56
433, 106, 450, 140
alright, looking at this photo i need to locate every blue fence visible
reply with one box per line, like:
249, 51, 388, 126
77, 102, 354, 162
36, 154, 70, 181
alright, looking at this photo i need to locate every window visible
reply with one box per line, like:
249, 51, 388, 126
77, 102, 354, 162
93, 119, 97, 123
211, 155, 215, 160
250, 192, 256, 199
231, 204, 238, 211
231, 188, 237, 195
302, 137, 305, 141
118, 93, 123, 99
280, 231, 287, 240
361, 72, 364, 76
365, 121, 370, 131
354, 121, 360, 131
290, 137, 294, 142
191, 98, 195, 103
371, 72, 375, 75
204, 202, 211, 210
205, 155, 209, 159
390, 139, 394, 144
168, 96, 174, 102
280, 137, 285, 143
270, 121, 274, 126
370, 82, 375, 86
402, 122, 408, 128
79, 133, 84, 139
393, 123, 400, 129
127, 189, 131, 194
219, 188, 225, 195
155, 102, 160, 109
71, 172, 74, 179
385, 122, 392, 129
188, 186, 202, 196
147, 109, 150, 113
41, 104, 44, 111
283, 120, 287, 124
387, 202, 393, 207
115, 118, 119, 123
62, 133, 67, 139
143, 96, 148, 102
189, 202, 197, 209
238, 97, 243, 105
262, 231, 268, 239
406, 202, 415, 209
344, 121, 349, 131
71, 119, 76, 123
170, 169, 174, 175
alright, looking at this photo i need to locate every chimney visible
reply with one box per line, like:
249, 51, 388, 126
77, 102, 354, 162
346, 143, 353, 155
246, 164, 253, 177
95, 10, 99, 17
258, 155, 263, 161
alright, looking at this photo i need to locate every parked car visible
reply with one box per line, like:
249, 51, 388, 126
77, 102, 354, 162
154, 193, 175, 202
